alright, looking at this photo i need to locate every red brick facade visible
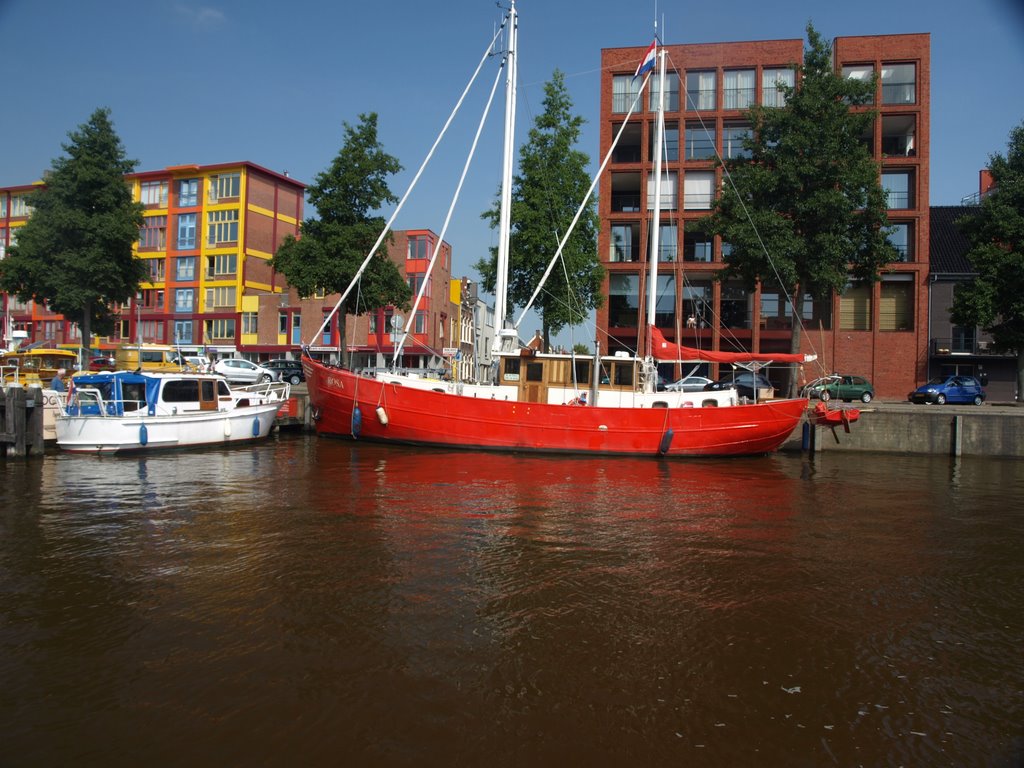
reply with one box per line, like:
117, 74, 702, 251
598, 34, 930, 398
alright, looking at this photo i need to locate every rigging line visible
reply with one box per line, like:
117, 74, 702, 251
306, 11, 511, 348
392, 54, 506, 365
514, 70, 653, 330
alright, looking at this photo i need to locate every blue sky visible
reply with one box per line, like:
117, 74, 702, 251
2, 0, 1022, 337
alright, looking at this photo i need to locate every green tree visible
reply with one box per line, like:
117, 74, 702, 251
477, 70, 603, 350
701, 24, 896, 394
952, 121, 1024, 401
272, 113, 410, 367
0, 108, 144, 360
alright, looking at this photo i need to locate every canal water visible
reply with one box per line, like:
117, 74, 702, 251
1, 434, 1022, 767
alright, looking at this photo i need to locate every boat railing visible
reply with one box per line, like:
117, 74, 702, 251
61, 387, 145, 418
232, 380, 291, 402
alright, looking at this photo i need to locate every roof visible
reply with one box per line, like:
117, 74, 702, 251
929, 205, 976, 275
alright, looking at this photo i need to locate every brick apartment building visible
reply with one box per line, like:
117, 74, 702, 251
598, 33, 930, 398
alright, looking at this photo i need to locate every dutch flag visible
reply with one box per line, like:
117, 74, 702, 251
633, 40, 657, 80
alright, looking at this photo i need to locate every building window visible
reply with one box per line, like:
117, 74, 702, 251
649, 72, 680, 111
369, 313, 379, 334
647, 221, 677, 262
176, 213, 196, 249
322, 312, 332, 345
141, 289, 164, 309
682, 226, 713, 262
720, 282, 750, 329
242, 312, 258, 334
206, 253, 237, 277
685, 122, 716, 161
178, 178, 199, 207
290, 314, 302, 345
881, 115, 916, 157
175, 256, 196, 281
881, 63, 916, 104
209, 173, 241, 202
278, 313, 288, 334
610, 222, 640, 262
0, 228, 6, 260
207, 209, 239, 245
139, 215, 167, 249
646, 171, 678, 210
723, 123, 752, 159
173, 320, 193, 344
683, 171, 715, 210
887, 222, 913, 262
407, 273, 429, 296
140, 180, 168, 206
0, 197, 6, 217
648, 122, 679, 162
10, 194, 32, 217
206, 319, 236, 340
880, 279, 914, 330
142, 257, 165, 282
140, 320, 165, 342
840, 283, 872, 331
842, 65, 875, 104
205, 286, 236, 308
762, 67, 795, 107
408, 235, 431, 260
882, 171, 913, 209
686, 70, 716, 111
654, 273, 676, 328
683, 281, 712, 328
612, 74, 641, 113
724, 69, 755, 110
608, 273, 640, 328
414, 311, 427, 334
174, 289, 194, 313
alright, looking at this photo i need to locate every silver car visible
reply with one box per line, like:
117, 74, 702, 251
212, 358, 278, 384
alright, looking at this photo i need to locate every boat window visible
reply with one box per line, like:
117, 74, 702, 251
217, 380, 231, 397
573, 360, 592, 387
612, 362, 634, 387
121, 382, 146, 411
502, 358, 521, 382
162, 380, 200, 402
526, 362, 543, 382
201, 379, 216, 401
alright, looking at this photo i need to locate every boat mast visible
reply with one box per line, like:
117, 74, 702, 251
492, 0, 518, 358
643, 46, 667, 391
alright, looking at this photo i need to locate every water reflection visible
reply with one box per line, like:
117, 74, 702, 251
1, 437, 1022, 766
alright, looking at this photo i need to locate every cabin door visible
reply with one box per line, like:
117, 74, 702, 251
519, 359, 546, 404
199, 379, 218, 411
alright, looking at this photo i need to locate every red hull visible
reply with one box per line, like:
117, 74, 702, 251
303, 358, 808, 458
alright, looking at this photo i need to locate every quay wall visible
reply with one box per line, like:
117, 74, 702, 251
784, 403, 1024, 458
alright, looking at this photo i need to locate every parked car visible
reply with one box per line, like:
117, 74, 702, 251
263, 358, 305, 385
87, 354, 116, 372
666, 375, 714, 392
809, 375, 875, 403
908, 375, 986, 405
705, 371, 775, 400
213, 358, 278, 384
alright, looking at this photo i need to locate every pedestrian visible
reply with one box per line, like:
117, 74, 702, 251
51, 368, 67, 392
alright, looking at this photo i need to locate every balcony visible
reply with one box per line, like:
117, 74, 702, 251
931, 338, 1006, 356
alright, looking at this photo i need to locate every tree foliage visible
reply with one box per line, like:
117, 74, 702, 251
272, 113, 410, 363
701, 24, 896, 385
0, 108, 144, 351
952, 120, 1024, 399
477, 70, 603, 349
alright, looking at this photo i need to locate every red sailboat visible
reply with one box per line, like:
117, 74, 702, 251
303, 6, 815, 458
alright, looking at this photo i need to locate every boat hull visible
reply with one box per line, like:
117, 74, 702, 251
55, 403, 282, 454
304, 360, 807, 458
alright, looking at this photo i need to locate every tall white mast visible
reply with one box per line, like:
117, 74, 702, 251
492, 0, 518, 355
645, 48, 667, 362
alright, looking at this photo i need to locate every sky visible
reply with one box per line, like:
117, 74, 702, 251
2, 0, 1022, 343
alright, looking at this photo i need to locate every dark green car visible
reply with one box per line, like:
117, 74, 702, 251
810, 375, 874, 403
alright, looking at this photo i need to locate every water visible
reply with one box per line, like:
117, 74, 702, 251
2, 435, 1022, 767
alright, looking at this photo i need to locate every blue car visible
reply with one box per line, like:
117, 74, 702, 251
908, 375, 986, 405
